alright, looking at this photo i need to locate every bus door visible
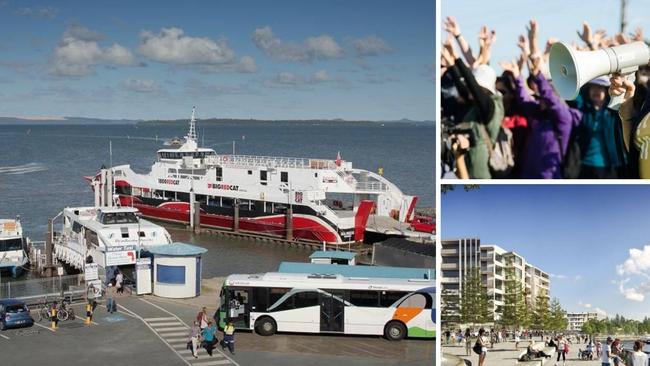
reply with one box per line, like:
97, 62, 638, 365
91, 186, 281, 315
227, 288, 251, 329
320, 290, 345, 332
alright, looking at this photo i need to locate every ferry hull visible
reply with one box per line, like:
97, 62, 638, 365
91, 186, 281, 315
122, 197, 343, 244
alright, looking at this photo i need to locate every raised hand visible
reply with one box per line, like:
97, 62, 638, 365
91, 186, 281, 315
609, 74, 635, 100
444, 16, 461, 36
593, 29, 607, 49
441, 38, 457, 66
527, 19, 539, 56
577, 21, 594, 49
632, 27, 644, 42
616, 32, 631, 45
517, 34, 530, 57
499, 60, 520, 79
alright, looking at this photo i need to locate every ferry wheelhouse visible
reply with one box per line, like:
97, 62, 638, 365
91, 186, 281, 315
53, 206, 172, 275
92, 108, 423, 245
0, 218, 30, 278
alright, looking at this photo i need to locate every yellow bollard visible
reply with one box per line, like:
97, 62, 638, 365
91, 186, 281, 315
85, 303, 92, 325
50, 307, 57, 330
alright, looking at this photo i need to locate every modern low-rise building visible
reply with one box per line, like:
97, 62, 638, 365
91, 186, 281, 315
441, 238, 550, 323
566, 312, 600, 332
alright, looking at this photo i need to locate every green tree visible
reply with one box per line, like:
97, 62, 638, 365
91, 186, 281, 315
460, 267, 492, 325
548, 298, 568, 332
500, 258, 528, 329
529, 293, 551, 331
441, 287, 461, 327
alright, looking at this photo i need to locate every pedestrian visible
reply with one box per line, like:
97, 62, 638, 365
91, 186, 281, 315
106, 283, 117, 314
630, 340, 648, 366
601, 337, 613, 366
222, 321, 236, 355
596, 339, 602, 358
445, 329, 451, 345
188, 321, 201, 358
477, 328, 488, 366
555, 335, 567, 366
202, 320, 218, 357
611, 338, 623, 366
515, 329, 521, 349
465, 328, 472, 356
115, 270, 124, 295
197, 307, 209, 330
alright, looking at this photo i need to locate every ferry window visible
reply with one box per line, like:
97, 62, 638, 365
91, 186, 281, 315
314, 173, 318, 178
72, 221, 83, 233
260, 170, 267, 181
349, 290, 380, 307
0, 238, 22, 251
247, 170, 252, 175
121, 227, 129, 239
216, 167, 223, 182
139, 231, 146, 238
168, 168, 177, 173
176, 192, 190, 202
101, 212, 139, 225
379, 291, 408, 307
281, 172, 288, 183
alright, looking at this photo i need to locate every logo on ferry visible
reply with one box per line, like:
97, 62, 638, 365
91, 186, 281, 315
208, 183, 239, 191
295, 192, 303, 203
158, 178, 180, 185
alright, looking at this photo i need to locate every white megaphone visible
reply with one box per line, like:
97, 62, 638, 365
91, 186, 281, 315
550, 41, 649, 109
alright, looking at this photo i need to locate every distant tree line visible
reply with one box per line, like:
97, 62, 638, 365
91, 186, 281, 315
582, 315, 650, 336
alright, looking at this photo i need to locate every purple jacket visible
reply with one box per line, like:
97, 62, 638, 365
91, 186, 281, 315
516, 73, 582, 179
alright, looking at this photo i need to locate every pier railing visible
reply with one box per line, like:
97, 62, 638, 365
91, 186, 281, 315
0, 274, 86, 305
206, 155, 339, 170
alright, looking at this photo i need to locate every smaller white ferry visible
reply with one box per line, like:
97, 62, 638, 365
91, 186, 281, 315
53, 206, 172, 275
0, 218, 30, 278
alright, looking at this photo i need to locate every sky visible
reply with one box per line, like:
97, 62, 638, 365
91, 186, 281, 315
0, 0, 435, 121
443, 184, 650, 321
442, 0, 648, 73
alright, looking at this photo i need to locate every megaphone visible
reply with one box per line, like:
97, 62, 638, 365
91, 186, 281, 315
550, 41, 649, 108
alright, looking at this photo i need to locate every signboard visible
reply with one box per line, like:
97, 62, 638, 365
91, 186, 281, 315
105, 245, 137, 266
57, 266, 64, 276
87, 279, 103, 299
136, 257, 152, 295
84, 263, 99, 281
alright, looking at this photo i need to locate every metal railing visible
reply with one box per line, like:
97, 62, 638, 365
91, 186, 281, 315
0, 274, 86, 305
206, 154, 339, 170
354, 181, 389, 191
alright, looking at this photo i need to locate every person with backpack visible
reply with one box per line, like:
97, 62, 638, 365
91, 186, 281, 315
473, 328, 489, 366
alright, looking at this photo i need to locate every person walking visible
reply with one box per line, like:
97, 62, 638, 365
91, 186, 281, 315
515, 329, 521, 349
202, 321, 218, 357
222, 321, 236, 355
188, 321, 201, 358
477, 328, 488, 366
465, 328, 472, 356
601, 337, 613, 366
115, 270, 124, 295
197, 307, 209, 330
106, 283, 117, 314
630, 340, 648, 366
555, 335, 567, 366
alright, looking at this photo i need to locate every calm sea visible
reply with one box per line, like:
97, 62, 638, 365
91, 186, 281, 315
0, 121, 434, 277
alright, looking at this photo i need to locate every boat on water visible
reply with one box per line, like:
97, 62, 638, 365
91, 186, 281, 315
86, 107, 429, 245
0, 218, 30, 278
164, 137, 183, 146
53, 206, 172, 275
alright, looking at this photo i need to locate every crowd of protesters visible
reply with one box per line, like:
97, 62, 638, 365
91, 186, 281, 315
441, 17, 650, 179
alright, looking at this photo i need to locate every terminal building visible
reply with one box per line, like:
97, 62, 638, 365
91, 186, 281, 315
441, 238, 550, 322
566, 312, 600, 332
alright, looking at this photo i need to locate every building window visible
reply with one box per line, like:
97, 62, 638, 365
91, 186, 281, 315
157, 265, 185, 284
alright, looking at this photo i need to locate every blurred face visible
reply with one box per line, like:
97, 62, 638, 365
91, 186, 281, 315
588, 85, 607, 106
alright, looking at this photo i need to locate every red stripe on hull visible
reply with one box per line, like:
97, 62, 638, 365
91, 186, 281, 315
128, 201, 341, 243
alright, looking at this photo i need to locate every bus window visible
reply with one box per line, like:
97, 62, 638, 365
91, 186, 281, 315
397, 293, 427, 309
251, 287, 269, 312
349, 290, 380, 307
294, 291, 318, 308
379, 291, 408, 307
269, 288, 290, 306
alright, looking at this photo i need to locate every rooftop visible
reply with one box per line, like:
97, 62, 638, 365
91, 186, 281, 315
146, 242, 207, 256
278, 262, 433, 280
309, 251, 356, 261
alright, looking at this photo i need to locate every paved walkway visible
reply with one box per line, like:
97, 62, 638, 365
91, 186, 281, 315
443, 341, 601, 365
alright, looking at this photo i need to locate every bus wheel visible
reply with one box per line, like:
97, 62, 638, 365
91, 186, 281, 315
384, 321, 407, 341
255, 317, 276, 336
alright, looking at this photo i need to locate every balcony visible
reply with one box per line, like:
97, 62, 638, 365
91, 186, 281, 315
441, 249, 459, 255
441, 263, 458, 270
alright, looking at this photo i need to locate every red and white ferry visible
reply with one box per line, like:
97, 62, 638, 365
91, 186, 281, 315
88, 108, 426, 245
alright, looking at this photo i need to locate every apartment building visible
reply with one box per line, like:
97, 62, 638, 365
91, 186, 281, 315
441, 238, 550, 322
566, 312, 599, 332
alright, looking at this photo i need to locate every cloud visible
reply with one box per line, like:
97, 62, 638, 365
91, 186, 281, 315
252, 26, 343, 62
360, 73, 400, 84
14, 6, 57, 19
578, 301, 592, 308
595, 307, 607, 317
351, 35, 392, 57
138, 27, 255, 73
64, 25, 104, 42
122, 78, 158, 93
264, 70, 334, 88
182, 78, 257, 97
617, 245, 650, 276
49, 26, 134, 77
618, 278, 648, 302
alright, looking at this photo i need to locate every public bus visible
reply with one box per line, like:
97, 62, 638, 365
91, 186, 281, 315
218, 272, 435, 340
